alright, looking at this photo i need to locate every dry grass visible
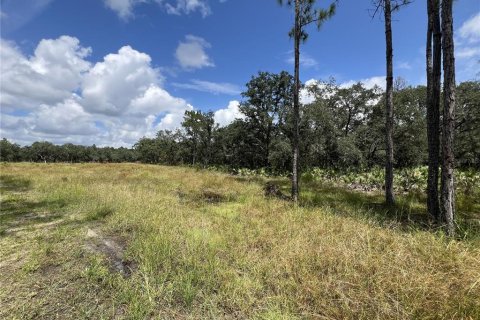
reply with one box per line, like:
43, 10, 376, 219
0, 163, 479, 319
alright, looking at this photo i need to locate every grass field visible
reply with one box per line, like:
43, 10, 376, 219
1, 163, 479, 319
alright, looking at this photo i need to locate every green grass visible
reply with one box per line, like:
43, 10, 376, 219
1, 163, 479, 319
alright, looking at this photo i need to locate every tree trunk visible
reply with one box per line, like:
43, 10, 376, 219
345, 107, 351, 137
384, 0, 395, 205
426, 0, 441, 221
291, 0, 300, 202
441, 0, 456, 236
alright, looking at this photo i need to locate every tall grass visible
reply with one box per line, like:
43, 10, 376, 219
1, 163, 479, 319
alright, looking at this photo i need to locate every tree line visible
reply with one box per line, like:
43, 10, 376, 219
2, 78, 478, 171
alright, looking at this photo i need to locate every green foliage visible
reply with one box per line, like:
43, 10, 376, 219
1, 80, 479, 170
182, 110, 216, 166
0, 138, 21, 161
304, 166, 480, 197
456, 81, 480, 167
239, 71, 294, 169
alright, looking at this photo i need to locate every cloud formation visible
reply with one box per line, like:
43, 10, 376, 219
0, 36, 91, 111
165, 0, 211, 17
175, 35, 215, 70
214, 100, 244, 127
0, 36, 193, 146
104, 0, 212, 20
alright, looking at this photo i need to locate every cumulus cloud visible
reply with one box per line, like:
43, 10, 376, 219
32, 98, 98, 136
82, 45, 161, 116
129, 84, 189, 116
173, 79, 241, 95
175, 35, 214, 70
0, 36, 91, 111
300, 79, 320, 105
0, 36, 195, 147
214, 100, 244, 126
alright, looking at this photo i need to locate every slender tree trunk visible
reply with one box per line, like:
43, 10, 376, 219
266, 124, 271, 167
345, 108, 351, 137
441, 0, 456, 236
384, 0, 395, 205
291, 0, 300, 202
426, 0, 441, 221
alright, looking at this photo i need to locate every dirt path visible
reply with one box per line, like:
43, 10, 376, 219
85, 228, 135, 277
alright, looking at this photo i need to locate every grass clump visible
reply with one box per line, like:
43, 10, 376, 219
85, 206, 115, 221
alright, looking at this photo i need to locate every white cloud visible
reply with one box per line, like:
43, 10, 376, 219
0, 36, 195, 147
175, 35, 214, 70
214, 100, 244, 126
300, 79, 338, 104
0, 36, 91, 111
341, 76, 385, 90
104, 0, 143, 20
173, 80, 241, 95
129, 84, 189, 115
104, 0, 212, 20
300, 79, 320, 104
156, 103, 194, 130
165, 0, 211, 17
82, 45, 161, 116
32, 98, 98, 135
456, 12, 480, 81
459, 12, 480, 44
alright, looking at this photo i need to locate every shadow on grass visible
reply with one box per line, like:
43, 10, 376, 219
231, 174, 480, 239
301, 180, 480, 240
230, 175, 267, 186
300, 181, 433, 228
0, 175, 32, 192
0, 175, 69, 236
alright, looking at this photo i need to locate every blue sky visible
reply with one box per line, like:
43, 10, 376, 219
1, 0, 479, 146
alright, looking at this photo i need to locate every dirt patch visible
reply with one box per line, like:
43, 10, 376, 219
84, 228, 135, 277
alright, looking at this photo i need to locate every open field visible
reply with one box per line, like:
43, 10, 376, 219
1, 163, 479, 319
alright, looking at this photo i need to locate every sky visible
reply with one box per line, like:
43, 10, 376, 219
0, 0, 479, 147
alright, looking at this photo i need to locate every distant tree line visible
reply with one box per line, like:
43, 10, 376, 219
2, 77, 479, 171
0, 140, 138, 163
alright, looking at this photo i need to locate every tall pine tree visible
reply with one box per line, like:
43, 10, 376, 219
277, 0, 337, 202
